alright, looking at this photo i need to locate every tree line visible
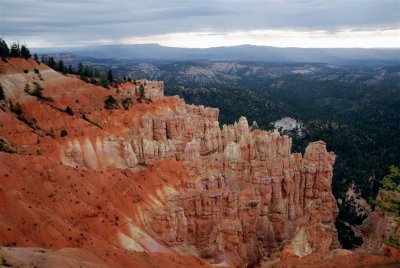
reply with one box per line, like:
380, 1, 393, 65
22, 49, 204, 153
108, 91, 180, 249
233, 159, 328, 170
1, 38, 33, 59
1, 39, 139, 91
40, 55, 114, 88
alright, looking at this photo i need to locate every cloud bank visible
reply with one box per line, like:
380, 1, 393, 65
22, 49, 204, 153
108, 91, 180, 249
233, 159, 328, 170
1, 0, 399, 48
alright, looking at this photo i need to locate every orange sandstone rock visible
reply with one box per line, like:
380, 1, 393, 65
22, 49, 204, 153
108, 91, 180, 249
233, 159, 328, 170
0, 58, 341, 267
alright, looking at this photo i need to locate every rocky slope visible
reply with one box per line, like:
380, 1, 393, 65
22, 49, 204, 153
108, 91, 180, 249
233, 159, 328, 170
0, 58, 392, 267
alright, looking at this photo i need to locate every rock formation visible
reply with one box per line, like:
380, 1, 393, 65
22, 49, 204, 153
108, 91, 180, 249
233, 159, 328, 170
0, 58, 342, 267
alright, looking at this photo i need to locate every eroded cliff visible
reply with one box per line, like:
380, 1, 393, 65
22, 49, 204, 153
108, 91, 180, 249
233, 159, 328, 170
0, 58, 340, 267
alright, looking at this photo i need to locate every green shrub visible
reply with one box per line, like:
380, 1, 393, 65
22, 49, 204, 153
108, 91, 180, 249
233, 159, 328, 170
65, 106, 74, 116
104, 95, 119, 110
60, 129, 68, 137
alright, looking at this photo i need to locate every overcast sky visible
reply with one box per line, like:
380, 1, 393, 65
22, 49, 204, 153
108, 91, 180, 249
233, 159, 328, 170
1, 0, 399, 48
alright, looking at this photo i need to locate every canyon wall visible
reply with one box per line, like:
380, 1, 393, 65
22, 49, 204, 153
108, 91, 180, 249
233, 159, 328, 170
0, 58, 340, 267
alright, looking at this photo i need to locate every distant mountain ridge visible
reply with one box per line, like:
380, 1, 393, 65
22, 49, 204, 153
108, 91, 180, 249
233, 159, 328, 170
33, 44, 400, 65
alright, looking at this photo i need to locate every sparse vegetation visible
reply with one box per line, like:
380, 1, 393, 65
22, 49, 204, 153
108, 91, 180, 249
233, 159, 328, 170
1, 256, 13, 267
47, 128, 55, 138
32, 83, 44, 98
41, 57, 116, 89
24, 82, 53, 101
10, 102, 23, 115
60, 129, 68, 137
104, 95, 119, 110
81, 113, 103, 129
121, 98, 132, 110
24, 83, 30, 93
0, 138, 17, 154
65, 106, 74, 116
136, 85, 149, 103
139, 85, 145, 99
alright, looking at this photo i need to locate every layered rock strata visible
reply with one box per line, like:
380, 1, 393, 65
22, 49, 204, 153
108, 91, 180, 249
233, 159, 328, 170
0, 58, 339, 267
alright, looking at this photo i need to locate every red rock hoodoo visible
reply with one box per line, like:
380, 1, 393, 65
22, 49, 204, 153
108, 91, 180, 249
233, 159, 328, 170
0, 59, 340, 267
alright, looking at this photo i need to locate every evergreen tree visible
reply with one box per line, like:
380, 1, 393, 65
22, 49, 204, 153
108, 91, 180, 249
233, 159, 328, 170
20, 44, 31, 58
100, 77, 109, 89
33, 53, 39, 61
370, 165, 400, 248
47, 57, 56, 69
32, 83, 44, 98
77, 63, 84, 75
10, 42, 20, 57
371, 165, 400, 217
121, 98, 132, 110
104, 95, 119, 110
139, 85, 145, 99
107, 69, 113, 82
67, 64, 73, 74
0, 83, 5, 100
83, 65, 93, 77
57, 59, 64, 73
0, 38, 10, 57
12, 102, 23, 115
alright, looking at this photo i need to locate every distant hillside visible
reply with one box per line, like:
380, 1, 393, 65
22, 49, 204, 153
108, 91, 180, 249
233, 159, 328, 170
33, 44, 400, 65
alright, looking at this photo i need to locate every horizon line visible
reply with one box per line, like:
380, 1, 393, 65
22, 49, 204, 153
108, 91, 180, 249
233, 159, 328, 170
29, 43, 400, 50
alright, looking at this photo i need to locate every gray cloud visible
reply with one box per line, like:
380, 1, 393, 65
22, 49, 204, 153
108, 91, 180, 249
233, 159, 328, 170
0, 0, 398, 47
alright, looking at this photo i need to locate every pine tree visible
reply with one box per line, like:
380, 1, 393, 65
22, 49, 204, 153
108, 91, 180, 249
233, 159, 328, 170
33, 53, 39, 61
0, 38, 10, 57
107, 69, 113, 82
47, 57, 56, 68
370, 165, 400, 248
100, 77, 109, 89
139, 85, 145, 99
57, 59, 64, 73
10, 42, 20, 57
83, 65, 93, 77
20, 44, 31, 58
32, 83, 44, 98
67, 64, 73, 74
77, 63, 84, 75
